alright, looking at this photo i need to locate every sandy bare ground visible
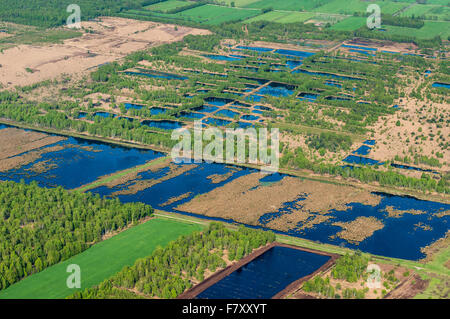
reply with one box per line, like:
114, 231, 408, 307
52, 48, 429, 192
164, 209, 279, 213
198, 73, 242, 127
367, 76, 449, 172
0, 17, 210, 88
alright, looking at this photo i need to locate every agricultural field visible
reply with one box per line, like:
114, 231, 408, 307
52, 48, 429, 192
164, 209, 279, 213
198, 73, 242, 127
0, 218, 203, 298
312, 0, 403, 15
383, 21, 450, 40
124, 4, 260, 26
144, 0, 196, 13
244, 0, 333, 11
244, 11, 316, 24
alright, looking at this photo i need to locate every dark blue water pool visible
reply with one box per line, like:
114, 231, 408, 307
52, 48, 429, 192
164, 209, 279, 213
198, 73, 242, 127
0, 137, 162, 189
241, 114, 260, 121
293, 68, 362, 81
141, 120, 184, 130
204, 117, 232, 127
125, 103, 143, 110
149, 107, 168, 116
216, 109, 239, 118
343, 155, 382, 166
289, 193, 450, 260
274, 49, 315, 58
94, 112, 116, 118
298, 92, 319, 101
245, 94, 264, 102
286, 60, 303, 69
196, 246, 330, 299
363, 140, 376, 146
237, 121, 254, 128
350, 49, 376, 57
205, 97, 234, 107
257, 82, 294, 97
324, 80, 342, 88
236, 46, 274, 53
124, 71, 187, 80
342, 44, 377, 51
193, 105, 219, 113
91, 162, 253, 211
204, 54, 241, 61
352, 145, 371, 155
432, 82, 450, 89
176, 111, 206, 119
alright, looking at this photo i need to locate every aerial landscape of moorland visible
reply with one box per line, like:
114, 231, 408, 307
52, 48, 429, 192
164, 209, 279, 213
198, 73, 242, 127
0, 0, 449, 305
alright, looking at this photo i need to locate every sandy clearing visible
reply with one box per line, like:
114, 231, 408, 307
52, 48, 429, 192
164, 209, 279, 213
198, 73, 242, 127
0, 17, 210, 88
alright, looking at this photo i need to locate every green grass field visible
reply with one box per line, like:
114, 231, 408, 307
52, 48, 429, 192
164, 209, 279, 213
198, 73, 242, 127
174, 4, 260, 25
244, 11, 315, 23
383, 21, 450, 39
400, 4, 437, 17
144, 0, 194, 13
128, 4, 260, 25
0, 218, 203, 299
245, 0, 333, 11
313, 0, 408, 15
330, 16, 367, 31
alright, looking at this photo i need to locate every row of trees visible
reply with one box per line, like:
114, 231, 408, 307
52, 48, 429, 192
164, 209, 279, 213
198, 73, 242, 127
0, 180, 153, 290
69, 223, 276, 299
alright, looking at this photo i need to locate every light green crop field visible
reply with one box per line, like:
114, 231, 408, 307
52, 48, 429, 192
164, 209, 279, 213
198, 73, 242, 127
330, 16, 367, 31
383, 21, 450, 39
165, 4, 260, 25
245, 0, 333, 11
217, 0, 261, 7
313, 0, 408, 15
244, 11, 315, 23
145, 0, 193, 13
0, 218, 204, 299
400, 4, 438, 17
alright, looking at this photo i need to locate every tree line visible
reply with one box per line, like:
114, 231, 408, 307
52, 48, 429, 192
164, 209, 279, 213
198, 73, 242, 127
68, 223, 276, 299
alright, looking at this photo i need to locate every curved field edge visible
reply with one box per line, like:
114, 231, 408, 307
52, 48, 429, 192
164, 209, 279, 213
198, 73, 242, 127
0, 218, 204, 299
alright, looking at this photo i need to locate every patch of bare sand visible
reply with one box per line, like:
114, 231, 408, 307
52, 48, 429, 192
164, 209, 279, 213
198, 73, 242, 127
332, 217, 384, 244
0, 17, 210, 88
176, 173, 381, 231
